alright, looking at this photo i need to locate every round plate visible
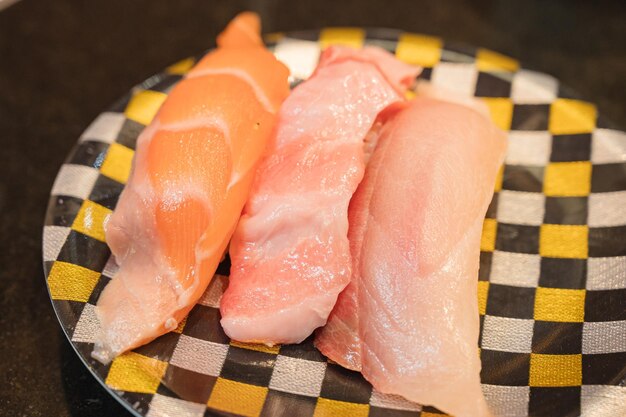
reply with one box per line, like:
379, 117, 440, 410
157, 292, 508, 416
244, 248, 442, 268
43, 29, 626, 417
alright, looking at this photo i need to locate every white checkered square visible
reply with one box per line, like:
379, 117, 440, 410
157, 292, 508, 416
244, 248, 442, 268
482, 385, 530, 417
369, 390, 421, 411
481, 315, 534, 353
581, 385, 626, 417
170, 335, 228, 377
43, 225, 71, 262
583, 321, 626, 354
269, 355, 326, 397
71, 303, 98, 343
147, 394, 205, 417
588, 191, 626, 227
591, 128, 626, 164
79, 112, 126, 143
197, 274, 228, 308
511, 69, 558, 104
274, 38, 321, 80
79, 112, 126, 144
506, 131, 552, 166
51, 164, 99, 200
431, 62, 478, 97
586, 257, 626, 290
497, 190, 545, 226
490, 250, 541, 287
102, 255, 119, 278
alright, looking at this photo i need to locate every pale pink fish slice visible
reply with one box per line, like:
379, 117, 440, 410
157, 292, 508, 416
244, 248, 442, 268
318, 97, 506, 417
220, 46, 420, 345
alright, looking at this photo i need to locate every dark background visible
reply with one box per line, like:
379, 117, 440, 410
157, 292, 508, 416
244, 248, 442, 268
0, 0, 624, 416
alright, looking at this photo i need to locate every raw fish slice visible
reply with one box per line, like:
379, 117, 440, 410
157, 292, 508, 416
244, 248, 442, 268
414, 80, 491, 118
315, 86, 490, 372
313, 120, 385, 372
220, 46, 420, 345
93, 12, 289, 363
319, 98, 505, 417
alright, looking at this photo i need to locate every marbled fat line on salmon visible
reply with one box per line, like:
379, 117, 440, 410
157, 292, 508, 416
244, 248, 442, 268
186, 68, 276, 113
92, 12, 290, 364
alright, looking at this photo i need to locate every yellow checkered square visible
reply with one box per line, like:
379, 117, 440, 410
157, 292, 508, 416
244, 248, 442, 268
549, 99, 596, 135
494, 165, 504, 192
543, 162, 592, 197
476, 48, 520, 72
72, 200, 112, 242
100, 142, 134, 184
395, 33, 442, 67
264, 32, 284, 43
230, 340, 280, 354
47, 261, 100, 302
529, 354, 582, 387
106, 352, 168, 393
173, 316, 187, 334
124, 89, 168, 126
165, 57, 195, 75
481, 218, 497, 252
540, 224, 588, 259
482, 98, 513, 130
478, 281, 490, 316
319, 28, 365, 49
534, 287, 586, 322
207, 378, 268, 417
313, 398, 369, 417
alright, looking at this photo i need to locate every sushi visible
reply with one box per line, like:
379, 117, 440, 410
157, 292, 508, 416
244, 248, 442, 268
92, 12, 289, 363
316, 97, 506, 417
220, 46, 420, 344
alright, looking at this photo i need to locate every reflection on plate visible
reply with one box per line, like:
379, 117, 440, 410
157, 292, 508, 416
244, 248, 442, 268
43, 28, 626, 417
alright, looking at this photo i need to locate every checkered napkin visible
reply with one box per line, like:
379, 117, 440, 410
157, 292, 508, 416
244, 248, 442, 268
43, 29, 626, 417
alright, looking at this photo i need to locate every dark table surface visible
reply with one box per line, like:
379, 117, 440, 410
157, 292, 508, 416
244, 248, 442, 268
0, 0, 624, 416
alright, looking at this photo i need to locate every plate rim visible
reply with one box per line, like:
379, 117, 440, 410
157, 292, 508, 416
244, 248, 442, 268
42, 27, 626, 417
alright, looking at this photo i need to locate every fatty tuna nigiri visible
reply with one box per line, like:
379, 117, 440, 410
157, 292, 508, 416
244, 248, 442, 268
93, 12, 289, 363
317, 97, 506, 417
220, 46, 420, 345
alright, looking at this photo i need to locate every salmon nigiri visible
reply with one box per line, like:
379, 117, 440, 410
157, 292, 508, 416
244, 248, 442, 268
92, 12, 289, 363
220, 46, 420, 345
317, 98, 506, 417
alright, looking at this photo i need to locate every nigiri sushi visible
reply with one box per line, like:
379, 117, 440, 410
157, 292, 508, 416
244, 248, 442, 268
220, 46, 420, 344
316, 97, 506, 417
92, 12, 290, 363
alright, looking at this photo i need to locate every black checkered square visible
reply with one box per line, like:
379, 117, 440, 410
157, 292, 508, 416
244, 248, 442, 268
496, 223, 540, 254
88, 175, 124, 210
543, 197, 588, 225
529, 387, 581, 417
486, 284, 536, 319
550, 134, 591, 162
475, 72, 512, 98
319, 363, 372, 403
539, 258, 587, 289
56, 230, 111, 272
502, 165, 545, 193
532, 322, 583, 354
182, 304, 230, 344
220, 346, 276, 386
511, 104, 550, 131
260, 390, 317, 417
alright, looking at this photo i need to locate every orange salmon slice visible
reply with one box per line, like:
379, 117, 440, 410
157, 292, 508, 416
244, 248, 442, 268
92, 12, 289, 363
